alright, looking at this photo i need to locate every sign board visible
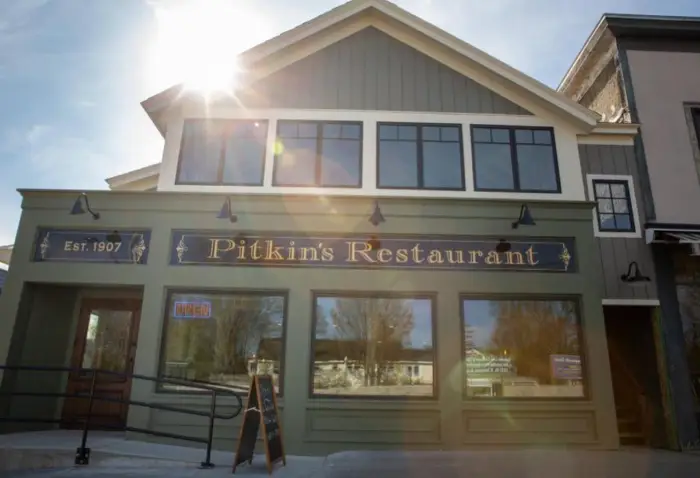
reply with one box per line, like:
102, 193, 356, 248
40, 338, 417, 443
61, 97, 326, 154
173, 300, 212, 319
550, 354, 582, 380
33, 228, 150, 264
233, 375, 285, 474
171, 231, 575, 272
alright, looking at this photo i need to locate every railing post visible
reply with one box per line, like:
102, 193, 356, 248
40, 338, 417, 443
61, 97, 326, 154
199, 389, 217, 469
75, 369, 97, 466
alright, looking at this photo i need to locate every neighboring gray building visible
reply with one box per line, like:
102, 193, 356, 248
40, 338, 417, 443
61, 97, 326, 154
561, 14, 700, 451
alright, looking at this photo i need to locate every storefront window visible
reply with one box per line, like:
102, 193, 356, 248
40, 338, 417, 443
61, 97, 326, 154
677, 285, 700, 405
311, 294, 435, 398
462, 298, 585, 398
160, 291, 286, 393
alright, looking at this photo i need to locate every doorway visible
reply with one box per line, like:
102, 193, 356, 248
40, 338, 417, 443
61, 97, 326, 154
604, 305, 666, 447
61, 298, 142, 429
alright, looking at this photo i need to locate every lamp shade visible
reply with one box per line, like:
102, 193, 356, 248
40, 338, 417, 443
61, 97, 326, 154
70, 196, 86, 215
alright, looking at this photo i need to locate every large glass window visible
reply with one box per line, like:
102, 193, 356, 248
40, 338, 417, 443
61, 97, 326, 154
674, 250, 700, 407
471, 126, 560, 193
377, 123, 464, 190
462, 298, 585, 398
274, 121, 362, 187
176, 120, 268, 185
160, 291, 286, 393
312, 294, 435, 398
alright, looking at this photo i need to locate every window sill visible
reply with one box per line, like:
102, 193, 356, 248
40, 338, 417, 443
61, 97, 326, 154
594, 231, 642, 239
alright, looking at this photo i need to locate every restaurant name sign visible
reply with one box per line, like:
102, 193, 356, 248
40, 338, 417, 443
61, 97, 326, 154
171, 231, 575, 272
33, 228, 151, 264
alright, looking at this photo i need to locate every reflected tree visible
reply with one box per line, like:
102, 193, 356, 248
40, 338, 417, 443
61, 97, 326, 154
488, 300, 579, 383
330, 298, 414, 386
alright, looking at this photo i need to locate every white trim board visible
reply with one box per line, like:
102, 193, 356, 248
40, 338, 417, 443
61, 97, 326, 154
602, 299, 659, 306
585, 174, 642, 238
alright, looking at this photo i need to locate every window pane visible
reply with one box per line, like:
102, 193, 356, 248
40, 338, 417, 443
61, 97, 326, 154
463, 299, 585, 398
595, 182, 611, 198
378, 141, 418, 187
472, 128, 491, 143
275, 138, 317, 185
423, 142, 463, 189
321, 139, 361, 186
473, 143, 514, 190
342, 124, 361, 140
161, 293, 286, 393
379, 125, 398, 140
323, 124, 342, 139
598, 199, 613, 214
599, 214, 615, 230
441, 126, 460, 142
82, 310, 133, 373
614, 214, 632, 230
610, 183, 627, 198
533, 130, 552, 145
178, 121, 222, 183
515, 129, 533, 144
298, 123, 318, 138
516, 144, 558, 191
222, 132, 266, 185
398, 126, 417, 140
278, 122, 297, 138
613, 199, 629, 214
422, 126, 440, 141
491, 129, 510, 144
312, 296, 434, 397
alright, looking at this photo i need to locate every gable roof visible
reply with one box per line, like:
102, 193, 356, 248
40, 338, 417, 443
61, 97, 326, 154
142, 0, 599, 136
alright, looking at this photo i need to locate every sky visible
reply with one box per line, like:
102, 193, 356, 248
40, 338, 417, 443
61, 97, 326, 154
1, 0, 700, 246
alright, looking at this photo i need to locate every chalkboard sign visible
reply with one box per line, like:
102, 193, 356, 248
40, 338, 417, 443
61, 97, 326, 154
233, 375, 286, 474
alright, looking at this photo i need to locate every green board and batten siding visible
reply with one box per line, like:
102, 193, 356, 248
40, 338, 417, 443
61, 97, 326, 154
577, 144, 657, 300
239, 27, 532, 115
0, 191, 617, 454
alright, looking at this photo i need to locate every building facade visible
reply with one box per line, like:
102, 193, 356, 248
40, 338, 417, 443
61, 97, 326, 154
561, 13, 700, 450
0, 0, 641, 454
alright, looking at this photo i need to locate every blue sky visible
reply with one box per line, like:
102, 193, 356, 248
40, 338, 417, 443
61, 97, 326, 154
1, 0, 699, 245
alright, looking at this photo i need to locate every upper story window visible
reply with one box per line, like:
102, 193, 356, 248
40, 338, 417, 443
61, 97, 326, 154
176, 120, 268, 186
591, 178, 635, 232
273, 121, 362, 187
377, 123, 465, 190
471, 126, 560, 193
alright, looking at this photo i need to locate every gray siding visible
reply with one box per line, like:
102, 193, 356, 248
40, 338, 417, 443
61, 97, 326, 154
578, 144, 657, 300
240, 27, 531, 114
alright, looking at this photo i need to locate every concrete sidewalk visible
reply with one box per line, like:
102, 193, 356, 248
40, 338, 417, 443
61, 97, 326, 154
2, 431, 700, 477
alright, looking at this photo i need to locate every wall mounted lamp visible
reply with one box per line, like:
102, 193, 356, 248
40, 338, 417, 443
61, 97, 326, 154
620, 261, 651, 285
70, 193, 100, 220
369, 201, 386, 226
217, 197, 238, 223
512, 204, 535, 229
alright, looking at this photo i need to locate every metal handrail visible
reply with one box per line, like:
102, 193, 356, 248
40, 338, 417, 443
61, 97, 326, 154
0, 364, 244, 468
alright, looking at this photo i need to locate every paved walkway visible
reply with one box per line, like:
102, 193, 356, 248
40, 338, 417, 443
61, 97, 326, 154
2, 431, 700, 477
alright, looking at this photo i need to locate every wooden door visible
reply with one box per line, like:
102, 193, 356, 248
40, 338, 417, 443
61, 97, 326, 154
62, 298, 141, 430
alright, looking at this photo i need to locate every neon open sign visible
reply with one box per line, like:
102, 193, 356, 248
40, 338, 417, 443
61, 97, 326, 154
173, 300, 212, 319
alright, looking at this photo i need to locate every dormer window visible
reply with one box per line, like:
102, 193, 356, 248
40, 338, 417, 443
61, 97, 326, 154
176, 119, 268, 186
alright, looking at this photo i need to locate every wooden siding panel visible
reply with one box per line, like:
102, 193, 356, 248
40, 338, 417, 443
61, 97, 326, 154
244, 27, 531, 114
578, 144, 657, 300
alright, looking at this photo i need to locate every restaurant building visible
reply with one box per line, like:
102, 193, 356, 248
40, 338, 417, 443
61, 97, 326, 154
0, 0, 640, 454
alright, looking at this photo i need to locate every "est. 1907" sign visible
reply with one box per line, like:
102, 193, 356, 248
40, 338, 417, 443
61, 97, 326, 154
33, 228, 151, 264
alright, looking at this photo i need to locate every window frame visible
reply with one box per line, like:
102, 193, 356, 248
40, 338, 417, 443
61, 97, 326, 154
175, 119, 269, 187
309, 290, 439, 400
156, 288, 290, 395
459, 294, 589, 401
376, 122, 466, 191
586, 174, 642, 238
470, 125, 562, 194
272, 120, 364, 188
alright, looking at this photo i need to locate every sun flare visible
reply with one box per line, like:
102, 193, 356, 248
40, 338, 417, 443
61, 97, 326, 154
147, 0, 270, 94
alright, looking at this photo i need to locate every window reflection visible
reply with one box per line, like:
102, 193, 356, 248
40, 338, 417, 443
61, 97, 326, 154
312, 296, 434, 397
161, 292, 286, 393
462, 299, 585, 398
677, 285, 700, 404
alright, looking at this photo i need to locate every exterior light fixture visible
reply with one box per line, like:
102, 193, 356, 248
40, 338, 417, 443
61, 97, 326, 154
620, 261, 651, 285
369, 201, 386, 226
217, 197, 238, 223
70, 193, 100, 220
495, 239, 511, 253
512, 204, 535, 229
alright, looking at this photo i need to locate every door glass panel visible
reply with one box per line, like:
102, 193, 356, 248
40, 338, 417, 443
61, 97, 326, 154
81, 309, 133, 374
